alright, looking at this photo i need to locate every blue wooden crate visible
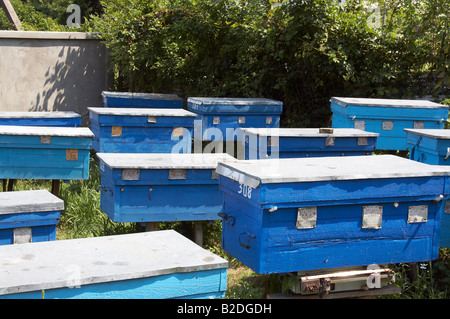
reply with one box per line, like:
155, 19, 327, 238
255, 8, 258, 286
97, 153, 236, 223
0, 125, 93, 180
0, 190, 63, 245
405, 129, 450, 165
102, 91, 184, 109
240, 128, 379, 160
216, 155, 450, 274
0, 230, 228, 299
0, 111, 81, 127
187, 97, 283, 142
330, 97, 449, 151
405, 128, 450, 248
88, 107, 196, 153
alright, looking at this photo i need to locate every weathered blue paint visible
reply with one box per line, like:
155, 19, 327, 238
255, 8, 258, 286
330, 97, 449, 151
188, 97, 283, 142
1, 268, 227, 299
102, 91, 184, 109
0, 126, 93, 180
0, 190, 63, 245
240, 128, 378, 160
406, 129, 450, 165
216, 155, 450, 274
88, 107, 196, 153
441, 209, 450, 249
0, 111, 81, 127
97, 153, 236, 223
405, 129, 450, 248
0, 230, 228, 299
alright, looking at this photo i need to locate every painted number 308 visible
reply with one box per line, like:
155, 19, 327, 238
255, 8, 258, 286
238, 183, 252, 199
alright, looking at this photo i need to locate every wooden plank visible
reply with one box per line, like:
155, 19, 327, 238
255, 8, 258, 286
266, 285, 401, 299
1, 268, 227, 299
194, 221, 203, 246
0, 0, 22, 30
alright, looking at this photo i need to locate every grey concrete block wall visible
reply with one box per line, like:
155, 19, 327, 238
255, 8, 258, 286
0, 31, 108, 125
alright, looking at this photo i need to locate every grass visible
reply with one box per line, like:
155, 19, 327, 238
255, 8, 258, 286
8, 151, 450, 299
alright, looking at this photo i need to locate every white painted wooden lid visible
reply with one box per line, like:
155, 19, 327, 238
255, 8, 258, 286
88, 107, 196, 117
102, 91, 183, 101
0, 230, 228, 296
0, 125, 93, 137
0, 190, 64, 214
188, 97, 283, 106
0, 111, 80, 119
216, 155, 450, 188
97, 153, 238, 169
240, 128, 379, 137
404, 129, 450, 139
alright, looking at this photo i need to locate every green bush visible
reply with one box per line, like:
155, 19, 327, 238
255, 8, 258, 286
91, 0, 448, 128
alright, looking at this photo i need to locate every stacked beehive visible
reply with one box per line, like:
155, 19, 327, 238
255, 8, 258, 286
0, 104, 228, 299
91, 94, 285, 241
0, 111, 92, 244
91, 92, 450, 297
329, 97, 450, 248
2, 92, 448, 299
214, 96, 450, 297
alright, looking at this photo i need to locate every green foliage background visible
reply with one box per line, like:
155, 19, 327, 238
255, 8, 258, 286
89, 0, 449, 127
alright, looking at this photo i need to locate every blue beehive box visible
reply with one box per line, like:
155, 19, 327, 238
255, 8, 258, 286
405, 129, 450, 165
97, 153, 236, 223
240, 127, 379, 160
0, 190, 63, 245
405, 128, 450, 248
102, 91, 184, 109
0, 125, 93, 180
88, 107, 196, 153
0, 111, 81, 127
0, 230, 228, 299
216, 155, 450, 274
330, 97, 449, 151
187, 97, 283, 141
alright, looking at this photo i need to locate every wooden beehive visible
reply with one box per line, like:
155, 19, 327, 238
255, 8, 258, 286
0, 190, 63, 245
217, 155, 450, 274
187, 97, 283, 142
330, 97, 448, 151
0, 125, 93, 180
240, 127, 378, 160
0, 230, 228, 299
88, 107, 196, 153
97, 153, 236, 223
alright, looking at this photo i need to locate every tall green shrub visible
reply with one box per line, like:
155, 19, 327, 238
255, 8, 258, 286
91, 0, 448, 127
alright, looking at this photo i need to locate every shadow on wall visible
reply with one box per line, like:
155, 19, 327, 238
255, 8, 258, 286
26, 39, 108, 125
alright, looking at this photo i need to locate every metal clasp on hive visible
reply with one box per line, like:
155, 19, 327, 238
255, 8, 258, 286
239, 232, 256, 249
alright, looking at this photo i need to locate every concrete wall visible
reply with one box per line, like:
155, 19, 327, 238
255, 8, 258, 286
0, 31, 108, 125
